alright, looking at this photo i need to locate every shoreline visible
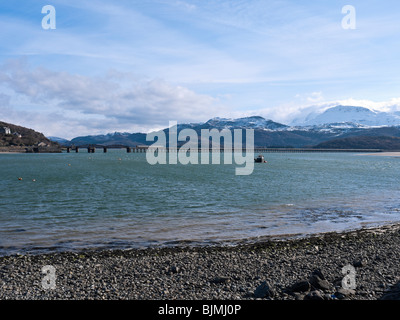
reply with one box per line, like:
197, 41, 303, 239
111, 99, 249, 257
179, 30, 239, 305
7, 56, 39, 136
0, 151, 25, 154
1, 223, 400, 300
360, 151, 400, 157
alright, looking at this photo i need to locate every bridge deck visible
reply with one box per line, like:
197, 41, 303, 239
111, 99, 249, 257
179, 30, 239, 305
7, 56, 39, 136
63, 146, 383, 153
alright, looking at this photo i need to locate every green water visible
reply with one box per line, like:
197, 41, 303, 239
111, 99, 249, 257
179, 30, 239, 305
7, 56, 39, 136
0, 151, 399, 255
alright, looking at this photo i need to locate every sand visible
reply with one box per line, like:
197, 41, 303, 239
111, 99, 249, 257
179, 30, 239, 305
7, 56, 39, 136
360, 152, 400, 157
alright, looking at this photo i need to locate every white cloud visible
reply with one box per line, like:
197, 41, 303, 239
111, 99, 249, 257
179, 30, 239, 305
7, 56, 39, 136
2, 1, 400, 137
0, 59, 228, 138
305, 92, 324, 103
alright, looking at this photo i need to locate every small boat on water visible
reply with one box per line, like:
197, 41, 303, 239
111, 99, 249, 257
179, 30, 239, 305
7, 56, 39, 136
254, 154, 267, 163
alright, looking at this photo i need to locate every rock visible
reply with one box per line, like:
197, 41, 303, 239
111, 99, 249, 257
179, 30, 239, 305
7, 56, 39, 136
293, 292, 306, 300
380, 292, 400, 300
162, 289, 170, 295
380, 282, 400, 300
311, 269, 326, 280
290, 280, 311, 293
210, 276, 230, 284
335, 287, 356, 299
353, 258, 368, 268
254, 281, 274, 298
324, 293, 334, 300
309, 275, 332, 291
167, 265, 180, 274
304, 290, 325, 300
380, 291, 400, 300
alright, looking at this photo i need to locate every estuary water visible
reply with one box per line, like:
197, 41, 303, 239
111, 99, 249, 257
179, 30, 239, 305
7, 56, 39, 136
1, 151, 400, 255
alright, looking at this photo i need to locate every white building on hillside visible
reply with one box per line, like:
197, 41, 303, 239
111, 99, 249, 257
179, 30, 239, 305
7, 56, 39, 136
0, 127, 11, 134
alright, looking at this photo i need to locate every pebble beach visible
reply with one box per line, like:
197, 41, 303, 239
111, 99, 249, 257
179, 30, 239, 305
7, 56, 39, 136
1, 223, 400, 301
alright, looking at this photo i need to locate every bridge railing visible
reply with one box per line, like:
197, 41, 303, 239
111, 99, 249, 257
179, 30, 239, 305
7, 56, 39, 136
63, 146, 383, 153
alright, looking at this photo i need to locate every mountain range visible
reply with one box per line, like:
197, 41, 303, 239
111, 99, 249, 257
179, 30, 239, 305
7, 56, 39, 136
50, 105, 400, 149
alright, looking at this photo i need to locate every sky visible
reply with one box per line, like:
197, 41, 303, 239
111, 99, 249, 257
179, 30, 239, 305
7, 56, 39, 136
1, 0, 400, 139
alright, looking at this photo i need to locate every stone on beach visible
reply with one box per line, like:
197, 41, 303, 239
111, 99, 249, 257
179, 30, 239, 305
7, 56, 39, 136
254, 281, 274, 298
290, 280, 311, 293
1, 223, 400, 300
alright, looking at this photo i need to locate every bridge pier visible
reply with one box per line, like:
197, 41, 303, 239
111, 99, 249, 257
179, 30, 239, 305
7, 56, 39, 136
88, 146, 95, 153
75, 147, 79, 153
103, 147, 107, 153
127, 147, 131, 153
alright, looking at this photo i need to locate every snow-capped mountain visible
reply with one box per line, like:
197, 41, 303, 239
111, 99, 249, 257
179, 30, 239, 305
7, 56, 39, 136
55, 105, 400, 148
291, 105, 400, 127
204, 116, 288, 130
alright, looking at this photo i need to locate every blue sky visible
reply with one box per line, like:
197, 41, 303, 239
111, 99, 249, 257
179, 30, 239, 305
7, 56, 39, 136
1, 0, 400, 138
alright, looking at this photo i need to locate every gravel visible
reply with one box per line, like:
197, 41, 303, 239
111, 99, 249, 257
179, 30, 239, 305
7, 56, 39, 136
1, 223, 400, 300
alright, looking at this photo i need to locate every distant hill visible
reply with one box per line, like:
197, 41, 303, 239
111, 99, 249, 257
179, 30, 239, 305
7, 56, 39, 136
313, 136, 400, 150
46, 105, 400, 149
69, 132, 148, 147
0, 121, 60, 152
47, 136, 70, 145
60, 115, 400, 149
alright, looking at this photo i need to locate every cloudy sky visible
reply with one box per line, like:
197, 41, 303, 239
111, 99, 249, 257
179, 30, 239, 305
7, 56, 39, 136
1, 0, 400, 139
